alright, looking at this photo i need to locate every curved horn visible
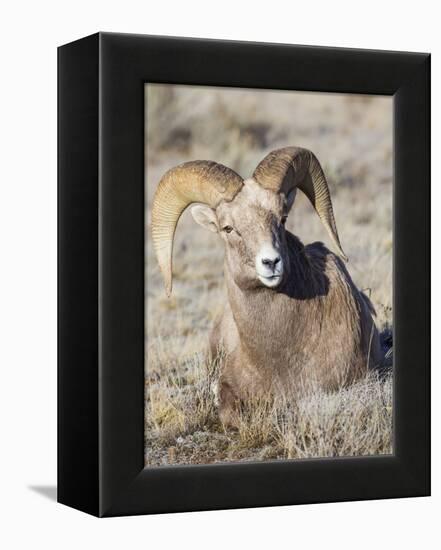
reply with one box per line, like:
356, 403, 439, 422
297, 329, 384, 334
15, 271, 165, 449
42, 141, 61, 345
151, 161, 243, 296
253, 146, 347, 261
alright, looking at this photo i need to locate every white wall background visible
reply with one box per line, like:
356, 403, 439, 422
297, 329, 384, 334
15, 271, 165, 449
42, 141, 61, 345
0, 1, 438, 548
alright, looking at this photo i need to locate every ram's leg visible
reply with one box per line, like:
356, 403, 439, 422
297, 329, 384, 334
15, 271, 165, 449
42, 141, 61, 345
208, 305, 243, 426
217, 378, 241, 428
207, 313, 224, 362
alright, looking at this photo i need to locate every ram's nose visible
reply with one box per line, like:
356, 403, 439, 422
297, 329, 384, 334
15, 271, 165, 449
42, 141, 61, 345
256, 245, 284, 288
261, 256, 281, 271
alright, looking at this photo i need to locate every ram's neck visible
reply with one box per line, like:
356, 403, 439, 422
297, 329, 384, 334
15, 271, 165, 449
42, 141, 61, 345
224, 233, 329, 368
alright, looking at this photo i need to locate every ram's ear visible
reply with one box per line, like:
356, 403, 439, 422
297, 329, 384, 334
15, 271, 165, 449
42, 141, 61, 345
286, 188, 297, 211
191, 204, 219, 233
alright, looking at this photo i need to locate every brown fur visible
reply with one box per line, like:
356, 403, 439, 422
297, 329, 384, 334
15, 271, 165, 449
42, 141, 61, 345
192, 179, 382, 426
211, 236, 382, 425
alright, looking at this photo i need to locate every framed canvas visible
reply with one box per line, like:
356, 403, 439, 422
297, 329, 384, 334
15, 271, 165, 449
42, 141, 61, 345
58, 32, 430, 517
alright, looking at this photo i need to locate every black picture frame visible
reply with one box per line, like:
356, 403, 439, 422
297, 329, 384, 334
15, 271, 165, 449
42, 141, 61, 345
58, 32, 430, 517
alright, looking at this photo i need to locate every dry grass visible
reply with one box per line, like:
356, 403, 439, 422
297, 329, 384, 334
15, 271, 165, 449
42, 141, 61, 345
145, 349, 393, 465
144, 84, 393, 466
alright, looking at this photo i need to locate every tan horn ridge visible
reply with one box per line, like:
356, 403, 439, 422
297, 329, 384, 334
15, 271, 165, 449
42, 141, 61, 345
253, 146, 347, 261
151, 160, 244, 296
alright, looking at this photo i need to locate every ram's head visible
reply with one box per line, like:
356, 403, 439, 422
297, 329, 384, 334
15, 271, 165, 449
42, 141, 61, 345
151, 147, 346, 295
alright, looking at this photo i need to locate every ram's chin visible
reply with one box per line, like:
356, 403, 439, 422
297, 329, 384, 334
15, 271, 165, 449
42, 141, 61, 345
258, 274, 283, 288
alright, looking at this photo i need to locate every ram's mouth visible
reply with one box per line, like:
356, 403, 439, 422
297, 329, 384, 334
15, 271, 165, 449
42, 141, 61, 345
257, 273, 283, 288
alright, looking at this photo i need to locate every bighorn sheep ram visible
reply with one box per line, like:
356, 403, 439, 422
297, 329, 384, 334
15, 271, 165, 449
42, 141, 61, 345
152, 147, 382, 425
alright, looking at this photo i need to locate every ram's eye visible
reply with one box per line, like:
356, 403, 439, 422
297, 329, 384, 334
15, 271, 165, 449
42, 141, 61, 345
281, 216, 288, 225
223, 225, 234, 234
